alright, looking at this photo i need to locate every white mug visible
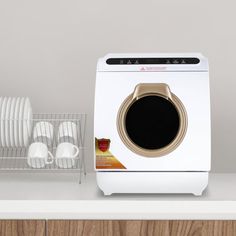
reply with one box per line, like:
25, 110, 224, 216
57, 122, 78, 144
56, 142, 79, 168
33, 122, 54, 146
27, 142, 54, 168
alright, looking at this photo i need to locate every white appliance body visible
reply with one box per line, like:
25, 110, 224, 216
94, 53, 211, 196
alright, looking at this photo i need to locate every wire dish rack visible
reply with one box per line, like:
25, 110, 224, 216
0, 113, 86, 183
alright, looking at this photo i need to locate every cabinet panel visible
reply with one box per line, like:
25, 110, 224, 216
47, 220, 236, 236
0, 220, 45, 236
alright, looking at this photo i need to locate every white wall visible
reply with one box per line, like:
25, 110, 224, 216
0, 0, 234, 172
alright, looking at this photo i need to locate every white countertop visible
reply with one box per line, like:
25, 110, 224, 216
0, 172, 236, 219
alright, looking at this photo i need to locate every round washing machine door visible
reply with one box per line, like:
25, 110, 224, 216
117, 83, 187, 157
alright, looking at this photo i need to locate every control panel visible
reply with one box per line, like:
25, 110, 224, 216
106, 58, 200, 65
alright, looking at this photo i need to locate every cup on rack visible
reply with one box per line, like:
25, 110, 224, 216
33, 121, 54, 146
55, 142, 79, 168
27, 142, 54, 168
57, 121, 78, 144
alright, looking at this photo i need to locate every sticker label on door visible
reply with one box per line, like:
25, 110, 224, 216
95, 138, 126, 169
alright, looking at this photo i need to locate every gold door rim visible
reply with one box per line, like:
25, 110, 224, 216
117, 83, 188, 157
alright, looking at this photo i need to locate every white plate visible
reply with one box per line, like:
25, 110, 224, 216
0, 98, 2, 117
0, 97, 4, 147
1, 97, 7, 147
9, 97, 16, 147
23, 97, 32, 146
13, 97, 21, 147
18, 98, 25, 147
4, 97, 12, 147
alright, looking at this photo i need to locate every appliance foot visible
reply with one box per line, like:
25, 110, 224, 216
103, 191, 112, 196
193, 190, 204, 196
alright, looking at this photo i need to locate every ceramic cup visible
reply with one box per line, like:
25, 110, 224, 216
57, 121, 78, 144
33, 121, 54, 146
55, 142, 79, 168
27, 142, 54, 168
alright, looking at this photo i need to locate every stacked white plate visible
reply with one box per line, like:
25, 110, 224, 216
0, 97, 33, 147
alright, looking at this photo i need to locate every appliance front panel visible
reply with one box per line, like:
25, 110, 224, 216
94, 71, 211, 171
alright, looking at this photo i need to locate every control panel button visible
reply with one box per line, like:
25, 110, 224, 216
172, 59, 179, 64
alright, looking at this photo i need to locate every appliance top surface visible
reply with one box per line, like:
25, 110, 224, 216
97, 53, 208, 72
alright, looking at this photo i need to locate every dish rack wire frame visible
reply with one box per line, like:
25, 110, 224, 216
0, 113, 87, 183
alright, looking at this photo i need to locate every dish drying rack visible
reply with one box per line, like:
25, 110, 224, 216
0, 113, 86, 183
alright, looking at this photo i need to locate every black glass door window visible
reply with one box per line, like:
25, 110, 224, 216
125, 96, 180, 150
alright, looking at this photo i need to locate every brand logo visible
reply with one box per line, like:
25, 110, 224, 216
139, 66, 166, 71
97, 139, 111, 152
